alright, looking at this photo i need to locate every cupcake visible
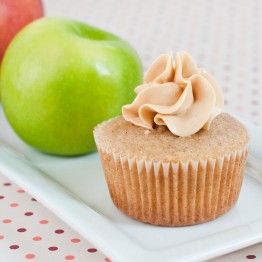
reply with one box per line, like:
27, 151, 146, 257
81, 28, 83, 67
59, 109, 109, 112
94, 51, 249, 226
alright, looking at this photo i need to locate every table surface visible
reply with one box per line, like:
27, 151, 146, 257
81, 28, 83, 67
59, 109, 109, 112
1, 0, 262, 261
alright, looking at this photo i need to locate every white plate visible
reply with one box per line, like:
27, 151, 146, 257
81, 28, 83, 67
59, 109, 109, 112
0, 105, 261, 262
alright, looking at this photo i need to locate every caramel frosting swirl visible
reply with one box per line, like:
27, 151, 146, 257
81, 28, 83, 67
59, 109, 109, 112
122, 51, 224, 136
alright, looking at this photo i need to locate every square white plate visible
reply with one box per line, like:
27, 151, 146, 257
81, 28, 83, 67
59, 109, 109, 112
0, 105, 261, 262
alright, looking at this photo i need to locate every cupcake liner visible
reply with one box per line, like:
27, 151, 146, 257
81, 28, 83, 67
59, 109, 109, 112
95, 139, 249, 226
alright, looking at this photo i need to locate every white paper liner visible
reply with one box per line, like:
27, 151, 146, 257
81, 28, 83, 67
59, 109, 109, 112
94, 129, 249, 226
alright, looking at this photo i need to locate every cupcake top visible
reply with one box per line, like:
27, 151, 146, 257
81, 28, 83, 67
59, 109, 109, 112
94, 51, 249, 162
94, 113, 249, 162
122, 51, 224, 137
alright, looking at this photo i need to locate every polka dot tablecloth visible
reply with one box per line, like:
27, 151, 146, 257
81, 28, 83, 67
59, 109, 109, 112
1, 0, 262, 261
0, 176, 109, 262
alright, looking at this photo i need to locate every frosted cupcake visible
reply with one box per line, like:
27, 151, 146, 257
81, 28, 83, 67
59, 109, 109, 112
94, 51, 249, 226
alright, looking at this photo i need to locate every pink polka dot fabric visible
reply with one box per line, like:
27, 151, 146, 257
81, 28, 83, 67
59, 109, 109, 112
0, 177, 107, 261
0, 0, 261, 261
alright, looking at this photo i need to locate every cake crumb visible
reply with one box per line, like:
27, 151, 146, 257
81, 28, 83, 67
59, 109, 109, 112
144, 129, 151, 135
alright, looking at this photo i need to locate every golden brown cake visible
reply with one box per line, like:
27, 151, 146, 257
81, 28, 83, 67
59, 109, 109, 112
94, 113, 249, 226
94, 51, 249, 226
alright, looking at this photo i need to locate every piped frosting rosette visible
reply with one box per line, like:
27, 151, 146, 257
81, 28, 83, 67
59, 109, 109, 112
122, 51, 224, 136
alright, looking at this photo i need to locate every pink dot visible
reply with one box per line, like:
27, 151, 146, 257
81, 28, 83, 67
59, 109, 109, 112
252, 79, 259, 84
0, 196, 4, 199
9, 245, 19, 249
10, 203, 19, 207
236, 105, 243, 111
238, 71, 245, 77
0, 236, 4, 240
211, 59, 218, 65
39, 220, 48, 224
48, 246, 58, 251
87, 248, 97, 253
238, 83, 244, 88
252, 67, 259, 72
25, 254, 35, 259
237, 94, 243, 99
3, 219, 12, 223
71, 238, 80, 243
17, 189, 25, 193
105, 258, 111, 262
55, 229, 64, 234
3, 182, 11, 186
17, 228, 27, 232
24, 212, 33, 216
246, 255, 256, 259
65, 255, 75, 260
32, 236, 42, 241
224, 75, 230, 81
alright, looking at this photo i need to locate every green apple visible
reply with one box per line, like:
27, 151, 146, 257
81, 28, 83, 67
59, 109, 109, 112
0, 17, 143, 156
